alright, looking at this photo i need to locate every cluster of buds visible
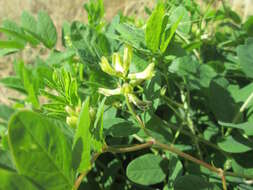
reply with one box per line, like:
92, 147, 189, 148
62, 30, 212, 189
65, 106, 80, 128
98, 45, 155, 110
65, 105, 97, 128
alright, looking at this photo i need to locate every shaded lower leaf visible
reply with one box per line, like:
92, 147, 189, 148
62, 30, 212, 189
218, 135, 253, 153
0, 104, 14, 122
237, 38, 253, 78
0, 150, 15, 170
208, 79, 239, 122
8, 111, 74, 190
174, 175, 217, 190
72, 98, 91, 172
219, 121, 253, 136
0, 168, 40, 190
126, 154, 167, 185
103, 117, 139, 137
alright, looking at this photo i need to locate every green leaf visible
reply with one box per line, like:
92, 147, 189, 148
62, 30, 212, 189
0, 40, 24, 49
91, 97, 106, 152
8, 111, 74, 190
72, 98, 91, 172
243, 16, 253, 37
232, 152, 253, 177
0, 104, 14, 121
0, 27, 37, 46
219, 121, 253, 136
0, 48, 19, 56
170, 6, 191, 35
0, 168, 40, 190
174, 175, 216, 190
0, 150, 15, 170
103, 117, 139, 137
160, 6, 187, 53
20, 11, 40, 46
0, 76, 26, 93
218, 135, 253, 153
46, 49, 75, 65
230, 83, 253, 109
37, 11, 57, 48
169, 156, 183, 181
208, 79, 239, 122
21, 11, 37, 34
22, 66, 39, 108
70, 22, 99, 63
0, 20, 27, 46
115, 23, 147, 53
237, 38, 253, 78
126, 154, 167, 185
144, 114, 173, 144
145, 3, 165, 52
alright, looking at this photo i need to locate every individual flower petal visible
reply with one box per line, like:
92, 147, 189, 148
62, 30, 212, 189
123, 45, 133, 75
112, 53, 124, 74
100, 56, 117, 76
98, 87, 122, 97
128, 62, 155, 85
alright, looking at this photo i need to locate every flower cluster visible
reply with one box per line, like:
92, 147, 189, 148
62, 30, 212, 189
98, 45, 155, 109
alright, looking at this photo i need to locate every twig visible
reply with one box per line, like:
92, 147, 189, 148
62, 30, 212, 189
74, 152, 101, 189
218, 169, 227, 190
105, 140, 155, 153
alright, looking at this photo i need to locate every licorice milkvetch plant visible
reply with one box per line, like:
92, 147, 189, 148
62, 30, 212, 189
0, 0, 253, 190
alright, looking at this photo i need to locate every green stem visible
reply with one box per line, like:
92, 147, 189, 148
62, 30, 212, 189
181, 89, 203, 159
176, 31, 201, 60
226, 91, 253, 136
125, 95, 151, 136
234, 91, 253, 123
165, 121, 228, 156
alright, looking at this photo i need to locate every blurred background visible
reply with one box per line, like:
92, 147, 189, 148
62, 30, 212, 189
0, 0, 253, 104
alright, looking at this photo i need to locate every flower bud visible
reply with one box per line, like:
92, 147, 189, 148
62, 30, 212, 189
89, 107, 97, 125
122, 83, 133, 95
66, 116, 78, 128
65, 106, 75, 116
100, 56, 117, 76
160, 86, 167, 96
112, 53, 124, 74
98, 87, 122, 97
123, 45, 132, 76
128, 62, 155, 84
127, 93, 151, 110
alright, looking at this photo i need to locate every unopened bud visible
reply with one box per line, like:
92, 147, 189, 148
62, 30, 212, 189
66, 116, 78, 128
65, 106, 76, 116
100, 56, 117, 76
160, 86, 167, 96
123, 45, 132, 76
98, 87, 122, 97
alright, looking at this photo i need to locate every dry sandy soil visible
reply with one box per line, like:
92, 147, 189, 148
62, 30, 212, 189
0, 0, 252, 105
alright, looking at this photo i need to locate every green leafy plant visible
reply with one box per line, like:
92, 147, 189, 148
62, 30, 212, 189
0, 0, 253, 189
